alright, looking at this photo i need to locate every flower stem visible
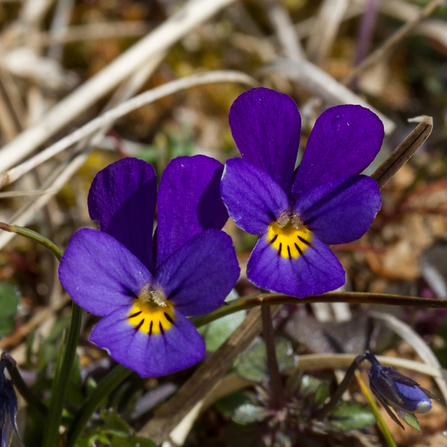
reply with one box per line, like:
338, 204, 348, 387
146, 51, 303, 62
4, 357, 48, 416
67, 364, 132, 447
313, 354, 367, 419
355, 370, 397, 447
261, 305, 284, 409
42, 303, 83, 447
191, 292, 447, 328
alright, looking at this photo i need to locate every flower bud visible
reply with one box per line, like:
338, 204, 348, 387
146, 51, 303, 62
366, 353, 436, 431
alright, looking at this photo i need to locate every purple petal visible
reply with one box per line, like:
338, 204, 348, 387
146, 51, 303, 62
155, 229, 240, 316
394, 382, 432, 413
247, 232, 345, 297
89, 306, 205, 377
294, 175, 381, 244
156, 155, 228, 267
221, 158, 290, 235
293, 105, 384, 194
229, 87, 301, 193
88, 158, 157, 271
59, 228, 151, 316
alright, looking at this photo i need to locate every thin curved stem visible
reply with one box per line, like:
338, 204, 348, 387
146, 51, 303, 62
191, 292, 447, 328
67, 365, 132, 447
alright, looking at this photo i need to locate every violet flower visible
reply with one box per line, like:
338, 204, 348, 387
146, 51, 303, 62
367, 353, 435, 431
221, 88, 383, 297
0, 353, 22, 447
59, 156, 240, 377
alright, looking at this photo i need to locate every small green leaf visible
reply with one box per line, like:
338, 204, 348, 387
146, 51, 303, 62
0, 283, 19, 338
396, 409, 421, 432
215, 392, 253, 417
110, 436, 157, 447
101, 410, 132, 438
233, 403, 270, 425
329, 402, 376, 431
235, 337, 298, 382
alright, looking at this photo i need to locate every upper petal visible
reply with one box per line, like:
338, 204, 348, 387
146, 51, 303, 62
221, 158, 290, 235
294, 175, 382, 245
247, 232, 345, 297
229, 87, 301, 193
155, 229, 240, 316
59, 228, 152, 316
156, 155, 228, 267
88, 157, 157, 271
293, 105, 384, 194
89, 306, 205, 377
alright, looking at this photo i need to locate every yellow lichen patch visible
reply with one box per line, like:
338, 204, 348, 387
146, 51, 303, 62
267, 222, 312, 258
127, 299, 175, 335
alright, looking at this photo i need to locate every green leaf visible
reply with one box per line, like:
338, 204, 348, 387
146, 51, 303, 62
101, 410, 132, 438
233, 403, 270, 425
215, 392, 253, 418
110, 436, 157, 447
328, 402, 376, 431
0, 283, 19, 338
396, 409, 421, 432
235, 337, 298, 382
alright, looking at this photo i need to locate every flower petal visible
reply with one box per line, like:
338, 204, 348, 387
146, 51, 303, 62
294, 175, 381, 244
156, 155, 228, 267
59, 228, 151, 316
88, 158, 157, 270
89, 306, 205, 377
221, 158, 290, 235
247, 232, 345, 297
293, 105, 384, 194
229, 87, 301, 193
155, 229, 240, 316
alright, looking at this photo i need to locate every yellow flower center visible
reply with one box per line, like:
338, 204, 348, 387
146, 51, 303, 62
127, 285, 175, 335
267, 217, 312, 259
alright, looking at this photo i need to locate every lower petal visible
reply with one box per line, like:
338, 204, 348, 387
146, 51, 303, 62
247, 232, 345, 297
89, 306, 205, 377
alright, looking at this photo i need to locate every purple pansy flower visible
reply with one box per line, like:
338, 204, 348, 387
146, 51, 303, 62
59, 156, 240, 377
221, 88, 383, 297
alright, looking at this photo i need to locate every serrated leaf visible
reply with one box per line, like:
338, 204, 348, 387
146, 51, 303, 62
235, 337, 298, 382
0, 283, 19, 338
329, 402, 376, 431
215, 392, 253, 418
101, 410, 132, 438
396, 409, 421, 432
233, 404, 270, 425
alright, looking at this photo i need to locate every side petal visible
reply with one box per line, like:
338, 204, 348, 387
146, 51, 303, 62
156, 155, 228, 267
229, 87, 301, 193
247, 233, 345, 297
294, 175, 382, 245
293, 105, 384, 194
59, 228, 152, 316
88, 157, 157, 271
89, 306, 205, 377
155, 229, 240, 316
221, 158, 290, 235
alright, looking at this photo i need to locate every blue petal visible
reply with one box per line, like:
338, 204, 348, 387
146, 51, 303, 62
89, 306, 205, 377
229, 87, 301, 193
88, 158, 157, 271
293, 105, 384, 194
294, 175, 381, 244
59, 228, 151, 316
247, 232, 345, 297
156, 155, 228, 267
155, 229, 239, 316
221, 158, 290, 235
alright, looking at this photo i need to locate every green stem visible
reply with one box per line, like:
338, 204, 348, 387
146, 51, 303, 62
67, 365, 132, 447
191, 291, 447, 328
5, 359, 48, 416
42, 303, 83, 447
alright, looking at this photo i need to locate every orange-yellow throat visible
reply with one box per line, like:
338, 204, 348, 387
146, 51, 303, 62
267, 221, 312, 258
